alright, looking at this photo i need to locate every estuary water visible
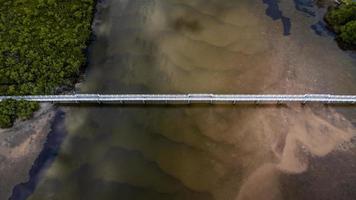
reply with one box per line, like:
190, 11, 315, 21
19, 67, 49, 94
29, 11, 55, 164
22, 0, 356, 199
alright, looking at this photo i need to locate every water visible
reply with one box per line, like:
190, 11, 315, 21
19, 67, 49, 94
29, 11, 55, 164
19, 0, 356, 199
10, 111, 67, 200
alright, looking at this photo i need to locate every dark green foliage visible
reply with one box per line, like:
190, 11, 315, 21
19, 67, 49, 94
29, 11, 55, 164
0, 0, 94, 95
0, 0, 94, 128
325, 2, 356, 47
325, 3, 356, 30
0, 100, 39, 128
340, 20, 356, 45
0, 100, 17, 128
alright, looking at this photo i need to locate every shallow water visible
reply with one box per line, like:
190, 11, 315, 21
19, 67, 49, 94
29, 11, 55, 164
23, 0, 356, 199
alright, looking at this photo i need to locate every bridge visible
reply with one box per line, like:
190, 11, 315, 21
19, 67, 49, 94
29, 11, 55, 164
1, 94, 356, 105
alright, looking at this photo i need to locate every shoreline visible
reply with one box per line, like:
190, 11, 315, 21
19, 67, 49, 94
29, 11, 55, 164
0, 1, 100, 199
0, 104, 56, 200
9, 110, 67, 200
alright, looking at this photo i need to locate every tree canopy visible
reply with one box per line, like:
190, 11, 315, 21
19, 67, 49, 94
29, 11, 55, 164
325, 2, 356, 47
0, 100, 39, 128
0, 0, 95, 128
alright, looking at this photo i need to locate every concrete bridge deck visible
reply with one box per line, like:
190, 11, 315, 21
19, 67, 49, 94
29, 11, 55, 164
1, 94, 356, 104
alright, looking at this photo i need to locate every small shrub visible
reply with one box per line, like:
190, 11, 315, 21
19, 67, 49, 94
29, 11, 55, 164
340, 20, 356, 45
0, 99, 39, 128
325, 2, 356, 47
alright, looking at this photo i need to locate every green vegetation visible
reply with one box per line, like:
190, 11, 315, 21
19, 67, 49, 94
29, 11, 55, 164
0, 0, 95, 128
325, 2, 356, 48
0, 100, 39, 128
340, 20, 356, 45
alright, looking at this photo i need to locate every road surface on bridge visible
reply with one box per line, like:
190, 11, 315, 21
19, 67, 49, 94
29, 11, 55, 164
1, 94, 356, 104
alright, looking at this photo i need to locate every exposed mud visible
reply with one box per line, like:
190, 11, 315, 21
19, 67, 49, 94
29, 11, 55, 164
0, 104, 55, 200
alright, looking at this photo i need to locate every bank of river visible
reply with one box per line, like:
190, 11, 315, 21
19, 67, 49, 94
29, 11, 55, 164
0, 104, 55, 200
9, 0, 356, 199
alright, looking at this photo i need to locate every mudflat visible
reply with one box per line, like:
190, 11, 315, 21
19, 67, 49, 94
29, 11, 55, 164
0, 104, 55, 200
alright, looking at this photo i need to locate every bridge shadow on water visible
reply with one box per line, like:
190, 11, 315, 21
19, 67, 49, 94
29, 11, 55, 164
55, 103, 356, 109
56, 103, 290, 109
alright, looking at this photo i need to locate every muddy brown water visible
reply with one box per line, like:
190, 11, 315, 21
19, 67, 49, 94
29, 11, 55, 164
17, 0, 356, 199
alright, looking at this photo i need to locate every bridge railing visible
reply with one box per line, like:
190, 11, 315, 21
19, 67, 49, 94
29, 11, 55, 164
1, 94, 356, 104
